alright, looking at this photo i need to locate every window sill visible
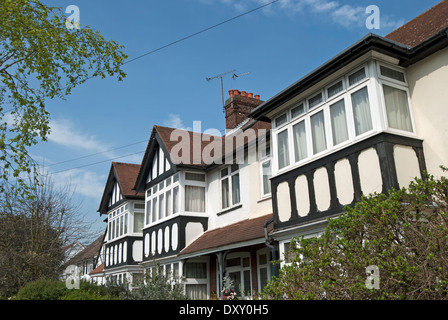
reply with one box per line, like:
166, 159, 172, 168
217, 204, 243, 216
257, 195, 272, 203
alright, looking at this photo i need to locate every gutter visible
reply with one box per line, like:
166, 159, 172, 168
250, 29, 448, 120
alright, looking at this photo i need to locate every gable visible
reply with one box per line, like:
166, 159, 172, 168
147, 145, 172, 183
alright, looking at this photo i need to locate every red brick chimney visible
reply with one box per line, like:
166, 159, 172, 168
224, 89, 263, 129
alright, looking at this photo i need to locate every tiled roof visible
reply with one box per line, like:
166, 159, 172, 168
154, 120, 271, 168
386, 0, 448, 47
112, 162, 144, 198
89, 263, 104, 276
179, 214, 273, 256
64, 234, 104, 266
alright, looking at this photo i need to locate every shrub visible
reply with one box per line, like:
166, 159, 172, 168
262, 168, 448, 300
14, 279, 67, 300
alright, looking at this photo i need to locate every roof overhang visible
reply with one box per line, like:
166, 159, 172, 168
251, 29, 448, 121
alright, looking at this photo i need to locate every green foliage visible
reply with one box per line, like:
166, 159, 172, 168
119, 264, 188, 300
14, 279, 120, 300
0, 0, 127, 199
262, 168, 448, 300
14, 279, 67, 300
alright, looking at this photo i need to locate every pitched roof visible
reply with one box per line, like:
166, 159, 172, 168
89, 263, 104, 276
386, 0, 448, 47
64, 234, 104, 266
179, 214, 273, 256
112, 162, 144, 198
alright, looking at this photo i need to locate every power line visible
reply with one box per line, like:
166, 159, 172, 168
43, 139, 148, 167
48, 150, 145, 175
124, 0, 279, 65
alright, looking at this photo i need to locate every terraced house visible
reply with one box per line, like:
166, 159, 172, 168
91, 1, 448, 299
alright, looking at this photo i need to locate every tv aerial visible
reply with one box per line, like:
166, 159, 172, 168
206, 70, 251, 110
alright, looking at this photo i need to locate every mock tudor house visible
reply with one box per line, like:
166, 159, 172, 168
132, 91, 274, 299
97, 162, 146, 285
250, 0, 448, 267
94, 1, 448, 299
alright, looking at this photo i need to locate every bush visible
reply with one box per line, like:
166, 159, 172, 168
14, 279, 67, 300
14, 279, 119, 300
262, 168, 448, 300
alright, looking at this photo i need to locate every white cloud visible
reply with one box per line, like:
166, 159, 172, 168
51, 168, 106, 199
208, 0, 404, 31
163, 113, 193, 131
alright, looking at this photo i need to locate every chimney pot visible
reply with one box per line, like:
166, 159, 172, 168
233, 89, 239, 96
247, 92, 253, 98
241, 91, 246, 97
255, 94, 260, 100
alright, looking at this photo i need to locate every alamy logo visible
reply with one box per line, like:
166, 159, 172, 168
365, 265, 380, 289
65, 5, 80, 30
365, 5, 380, 30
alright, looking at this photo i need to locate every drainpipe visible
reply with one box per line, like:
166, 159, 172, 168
263, 218, 278, 278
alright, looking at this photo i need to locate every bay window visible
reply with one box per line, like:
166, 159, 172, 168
273, 61, 415, 173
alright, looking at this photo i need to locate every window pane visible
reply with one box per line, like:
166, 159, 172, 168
152, 197, 157, 222
275, 113, 288, 127
330, 99, 349, 145
383, 85, 413, 132
259, 267, 268, 292
348, 68, 366, 86
351, 87, 373, 135
186, 262, 207, 278
277, 129, 290, 169
159, 194, 164, 219
124, 213, 128, 234
291, 104, 305, 118
311, 111, 327, 154
327, 81, 343, 98
146, 200, 151, 224
232, 173, 240, 205
293, 121, 307, 162
262, 160, 272, 195
133, 212, 144, 233
185, 172, 206, 182
173, 186, 179, 214
380, 65, 405, 82
185, 186, 205, 212
243, 270, 251, 295
220, 167, 228, 178
120, 216, 123, 236
186, 284, 207, 300
308, 92, 323, 109
166, 190, 172, 217
221, 178, 230, 209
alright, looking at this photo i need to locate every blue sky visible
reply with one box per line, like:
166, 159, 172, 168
32, 0, 441, 241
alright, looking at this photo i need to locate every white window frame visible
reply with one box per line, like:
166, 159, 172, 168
271, 60, 416, 176
145, 172, 180, 227
220, 164, 241, 210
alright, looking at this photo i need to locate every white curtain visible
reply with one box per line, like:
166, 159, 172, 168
232, 173, 240, 205
311, 111, 327, 154
351, 87, 373, 135
185, 186, 205, 212
221, 178, 229, 209
293, 121, 307, 162
186, 284, 207, 300
330, 99, 349, 145
277, 129, 290, 169
262, 160, 272, 195
166, 190, 172, 217
383, 85, 413, 132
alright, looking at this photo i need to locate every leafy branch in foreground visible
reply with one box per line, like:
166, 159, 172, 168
0, 0, 127, 198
